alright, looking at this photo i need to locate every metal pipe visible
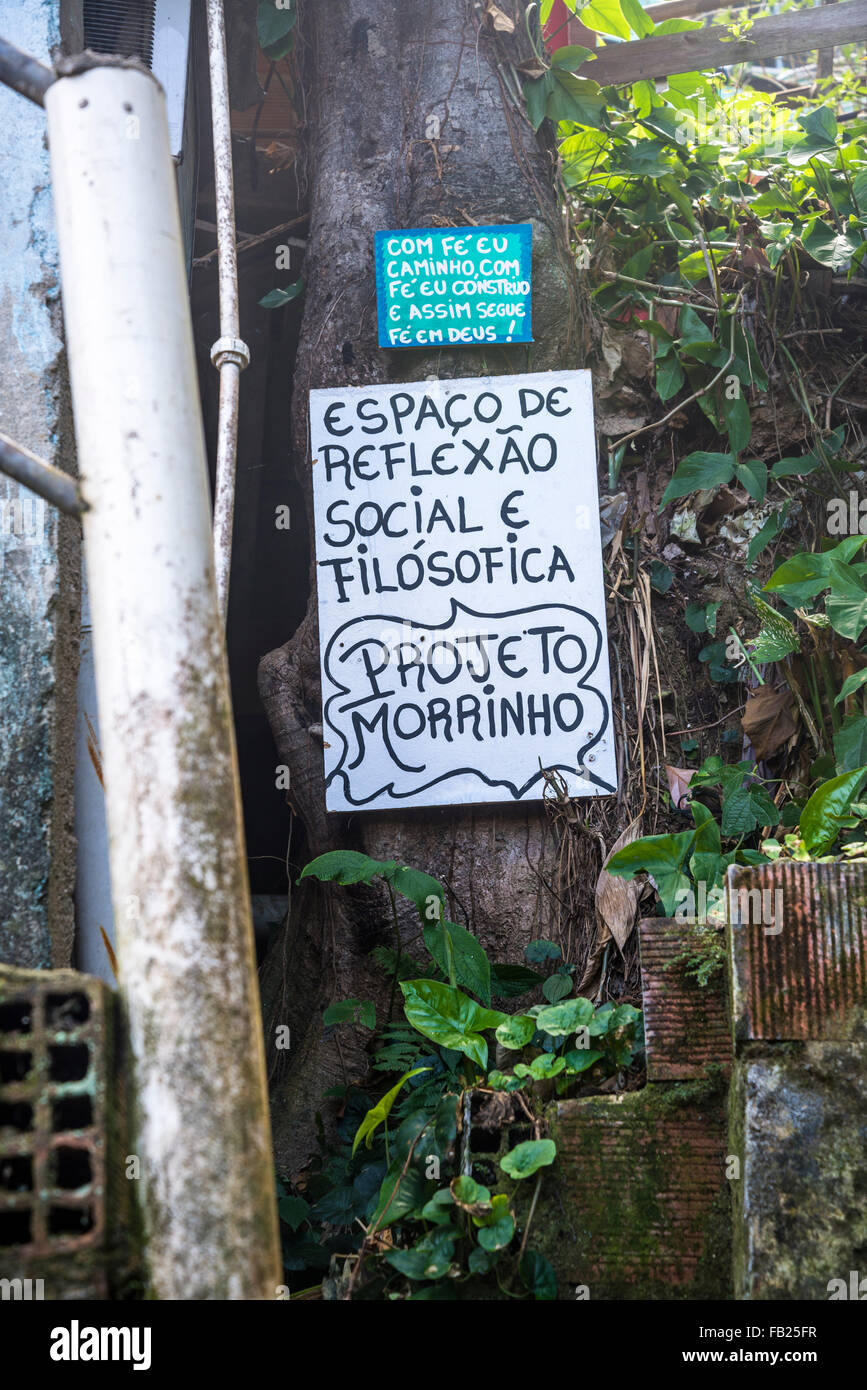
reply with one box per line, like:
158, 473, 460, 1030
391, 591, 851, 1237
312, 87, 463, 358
0, 35, 54, 105
0, 430, 85, 515
205, 0, 249, 625
44, 63, 280, 1300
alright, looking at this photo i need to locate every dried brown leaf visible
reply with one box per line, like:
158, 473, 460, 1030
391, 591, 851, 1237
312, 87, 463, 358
595, 817, 643, 955
665, 764, 694, 811
485, 1, 516, 32
741, 684, 798, 761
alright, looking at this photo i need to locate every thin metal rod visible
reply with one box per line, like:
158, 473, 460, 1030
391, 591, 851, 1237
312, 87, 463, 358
0, 430, 85, 515
0, 35, 54, 106
205, 0, 248, 626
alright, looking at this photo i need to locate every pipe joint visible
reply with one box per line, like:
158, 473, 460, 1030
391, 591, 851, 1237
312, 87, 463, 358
210, 336, 250, 371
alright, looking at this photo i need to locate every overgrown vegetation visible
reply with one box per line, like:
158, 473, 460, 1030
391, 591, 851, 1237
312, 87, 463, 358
276, 850, 643, 1299
517, 0, 867, 930
271, 0, 867, 1293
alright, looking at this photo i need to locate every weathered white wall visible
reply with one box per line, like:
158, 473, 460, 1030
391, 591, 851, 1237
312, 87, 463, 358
0, 1, 79, 967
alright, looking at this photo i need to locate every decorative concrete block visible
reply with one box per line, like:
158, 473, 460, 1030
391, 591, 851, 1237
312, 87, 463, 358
0, 965, 134, 1299
638, 918, 731, 1079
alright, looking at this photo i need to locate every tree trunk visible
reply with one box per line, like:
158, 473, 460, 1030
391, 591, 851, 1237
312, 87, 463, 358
258, 0, 600, 1171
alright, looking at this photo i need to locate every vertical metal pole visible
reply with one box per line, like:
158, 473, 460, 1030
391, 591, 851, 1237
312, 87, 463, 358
44, 62, 280, 1300
205, 0, 248, 625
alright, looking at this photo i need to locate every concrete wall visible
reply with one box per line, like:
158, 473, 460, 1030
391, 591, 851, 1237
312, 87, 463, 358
0, 1, 79, 968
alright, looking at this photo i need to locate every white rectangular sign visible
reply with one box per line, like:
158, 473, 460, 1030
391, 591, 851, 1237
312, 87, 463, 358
309, 370, 616, 812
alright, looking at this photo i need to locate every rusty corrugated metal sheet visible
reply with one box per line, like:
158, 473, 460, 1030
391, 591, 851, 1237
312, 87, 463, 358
639, 918, 731, 1079
728, 861, 867, 1040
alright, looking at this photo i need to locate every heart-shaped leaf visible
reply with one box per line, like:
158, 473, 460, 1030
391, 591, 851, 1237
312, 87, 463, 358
400, 980, 505, 1068
500, 1139, 557, 1180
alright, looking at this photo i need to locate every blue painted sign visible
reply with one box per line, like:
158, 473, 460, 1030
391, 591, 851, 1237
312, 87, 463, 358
375, 224, 533, 349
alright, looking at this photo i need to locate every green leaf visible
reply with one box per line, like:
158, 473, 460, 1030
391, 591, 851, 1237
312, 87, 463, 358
654, 15, 701, 31
699, 639, 739, 685
449, 1175, 492, 1214
763, 539, 867, 607
747, 509, 787, 567
300, 850, 396, 886
722, 389, 753, 454
801, 222, 859, 272
500, 1139, 557, 1180
523, 72, 555, 131
477, 1211, 516, 1252
520, 1250, 558, 1300
257, 0, 297, 58
311, 1185, 364, 1228
547, 70, 606, 127
419, 1188, 456, 1224
581, 0, 631, 39
392, 866, 445, 919
278, 1194, 309, 1231
770, 449, 823, 479
661, 452, 735, 507
732, 456, 765, 501
352, 1068, 430, 1155
468, 1247, 499, 1275
535, 998, 595, 1036
655, 352, 685, 402
621, 0, 655, 37
678, 304, 713, 345
720, 783, 778, 837
797, 105, 838, 146
825, 561, 867, 641
834, 717, 867, 774
371, 1160, 429, 1227
490, 963, 545, 998
650, 560, 674, 594
400, 979, 505, 1068
685, 601, 721, 634
835, 670, 867, 705
322, 998, 362, 1026
632, 78, 656, 118
495, 1014, 536, 1050
385, 1227, 458, 1281
606, 829, 697, 915
550, 45, 596, 69
542, 973, 573, 1003
486, 1068, 528, 1093
525, 939, 562, 966
563, 1047, 605, 1072
514, 1053, 566, 1080
747, 588, 800, 663
259, 279, 305, 309
800, 768, 867, 854
424, 919, 491, 1004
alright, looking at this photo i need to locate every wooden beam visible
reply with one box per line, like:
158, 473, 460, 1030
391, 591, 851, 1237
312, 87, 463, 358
646, 0, 730, 21
578, 0, 867, 85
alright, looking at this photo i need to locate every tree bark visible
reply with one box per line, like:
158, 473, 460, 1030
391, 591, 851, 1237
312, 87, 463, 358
258, 0, 597, 1171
